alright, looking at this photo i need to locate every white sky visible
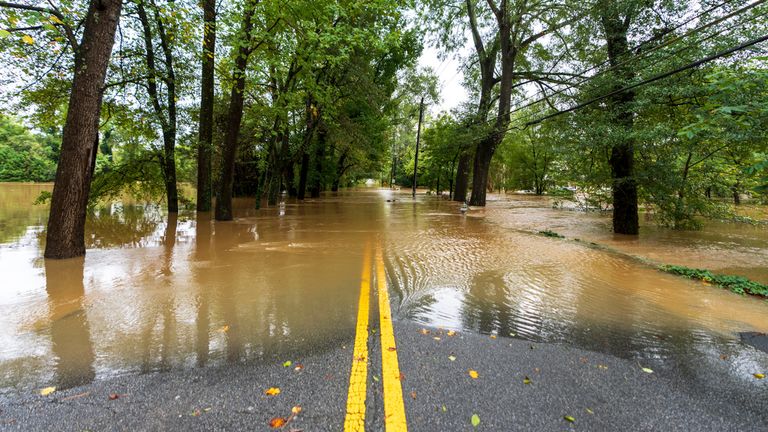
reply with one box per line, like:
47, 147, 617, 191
418, 45, 469, 116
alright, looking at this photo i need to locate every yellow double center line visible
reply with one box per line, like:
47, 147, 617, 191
344, 241, 407, 431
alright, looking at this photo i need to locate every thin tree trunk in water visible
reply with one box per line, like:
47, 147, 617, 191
602, 2, 639, 235
137, 1, 178, 212
298, 152, 309, 199
310, 123, 327, 198
196, 0, 215, 212
45, 0, 122, 259
215, 7, 254, 221
732, 183, 741, 205
453, 151, 471, 202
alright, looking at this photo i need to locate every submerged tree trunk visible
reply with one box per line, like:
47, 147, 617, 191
215, 7, 254, 221
196, 0, 216, 212
602, 2, 639, 234
309, 122, 328, 198
45, 0, 122, 259
298, 152, 309, 199
453, 151, 471, 202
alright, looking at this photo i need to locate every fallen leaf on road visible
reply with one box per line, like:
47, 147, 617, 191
399, 372, 405, 381
283, 360, 292, 367
523, 376, 531, 385
191, 409, 201, 417
490, 335, 497, 339
39, 387, 56, 396
419, 328, 430, 335
720, 355, 728, 360
387, 347, 397, 352
468, 370, 479, 379
108, 393, 119, 400
410, 391, 417, 400
269, 417, 287, 428
534, 368, 541, 373
292, 405, 302, 414
433, 337, 441, 341
597, 364, 608, 370
218, 325, 229, 333
447, 330, 457, 337
564, 415, 575, 423
471, 413, 481, 427
441, 405, 447, 412
264, 387, 281, 396
372, 375, 379, 382
586, 408, 594, 414
755, 373, 765, 379
579, 357, 588, 363
448, 355, 456, 361
509, 332, 516, 337
641, 367, 653, 374
294, 364, 304, 372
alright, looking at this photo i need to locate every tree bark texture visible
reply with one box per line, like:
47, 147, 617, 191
45, 0, 123, 259
196, 0, 216, 212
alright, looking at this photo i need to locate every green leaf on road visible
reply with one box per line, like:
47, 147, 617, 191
564, 415, 575, 422
448, 355, 456, 361
641, 367, 653, 374
471, 414, 480, 427
283, 360, 292, 367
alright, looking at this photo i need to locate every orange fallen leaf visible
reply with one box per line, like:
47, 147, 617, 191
490, 335, 497, 339
387, 347, 397, 352
294, 364, 304, 371
292, 405, 302, 414
447, 330, 457, 337
264, 387, 281, 396
419, 328, 430, 335
269, 417, 287, 428
410, 391, 417, 400
468, 370, 479, 379
398, 372, 405, 381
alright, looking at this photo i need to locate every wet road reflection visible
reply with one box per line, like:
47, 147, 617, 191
0, 185, 766, 391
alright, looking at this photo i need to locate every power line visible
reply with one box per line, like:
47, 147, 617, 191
518, 33, 768, 129
507, 0, 765, 121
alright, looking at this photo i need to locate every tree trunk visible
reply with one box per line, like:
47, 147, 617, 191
196, 0, 215, 212
602, 3, 639, 235
309, 123, 327, 198
453, 151, 471, 202
45, 0, 122, 259
215, 7, 254, 221
298, 152, 309, 199
469, 136, 496, 206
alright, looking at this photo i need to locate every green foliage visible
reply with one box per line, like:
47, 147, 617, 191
660, 265, 768, 297
538, 230, 564, 238
0, 114, 58, 182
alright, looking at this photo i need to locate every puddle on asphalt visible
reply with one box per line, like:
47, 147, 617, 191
1, 184, 766, 391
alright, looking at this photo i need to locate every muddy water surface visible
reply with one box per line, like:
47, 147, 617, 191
0, 184, 766, 392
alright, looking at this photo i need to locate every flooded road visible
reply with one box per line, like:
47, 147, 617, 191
1, 184, 766, 392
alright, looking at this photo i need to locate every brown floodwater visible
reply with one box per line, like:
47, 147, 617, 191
0, 183, 766, 392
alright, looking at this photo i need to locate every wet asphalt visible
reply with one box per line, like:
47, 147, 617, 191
1, 318, 766, 431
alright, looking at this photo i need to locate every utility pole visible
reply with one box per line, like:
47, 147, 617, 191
412, 96, 424, 198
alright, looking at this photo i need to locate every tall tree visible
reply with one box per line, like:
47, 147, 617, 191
137, 0, 179, 213
42, 0, 123, 258
215, 2, 255, 221
196, 0, 215, 212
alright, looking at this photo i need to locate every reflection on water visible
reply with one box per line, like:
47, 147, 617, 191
0, 185, 766, 391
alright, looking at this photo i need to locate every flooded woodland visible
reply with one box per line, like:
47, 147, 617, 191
1, 183, 766, 392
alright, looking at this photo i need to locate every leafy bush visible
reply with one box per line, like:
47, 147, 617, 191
660, 265, 768, 297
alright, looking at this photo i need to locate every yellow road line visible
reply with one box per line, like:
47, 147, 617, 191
344, 243, 372, 432
376, 243, 408, 431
